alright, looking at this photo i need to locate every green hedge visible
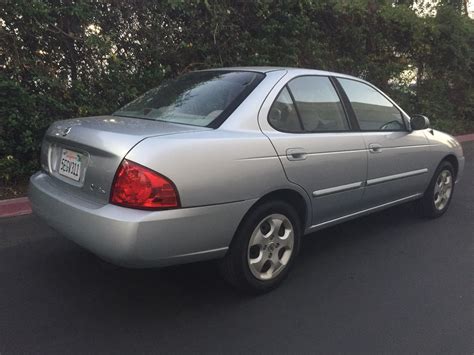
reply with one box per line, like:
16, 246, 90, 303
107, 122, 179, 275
1, 0, 473, 185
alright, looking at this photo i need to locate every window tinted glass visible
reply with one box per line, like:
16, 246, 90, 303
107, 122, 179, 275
288, 76, 348, 132
338, 78, 405, 131
268, 87, 303, 132
114, 71, 264, 127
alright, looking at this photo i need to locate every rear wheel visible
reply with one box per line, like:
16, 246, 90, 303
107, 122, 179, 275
220, 200, 301, 294
418, 160, 455, 218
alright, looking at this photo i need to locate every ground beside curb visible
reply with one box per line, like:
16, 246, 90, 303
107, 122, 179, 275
1, 134, 473, 218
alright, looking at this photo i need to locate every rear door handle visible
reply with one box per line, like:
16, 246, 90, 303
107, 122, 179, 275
368, 143, 382, 153
286, 148, 307, 161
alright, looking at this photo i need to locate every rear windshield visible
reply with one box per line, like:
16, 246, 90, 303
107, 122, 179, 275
114, 71, 265, 127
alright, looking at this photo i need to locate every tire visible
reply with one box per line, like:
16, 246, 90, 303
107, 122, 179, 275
219, 200, 302, 294
417, 160, 455, 218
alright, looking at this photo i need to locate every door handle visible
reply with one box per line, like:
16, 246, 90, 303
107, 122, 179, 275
286, 148, 307, 161
368, 143, 382, 153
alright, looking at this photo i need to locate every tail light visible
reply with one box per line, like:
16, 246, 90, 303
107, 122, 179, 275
110, 159, 180, 210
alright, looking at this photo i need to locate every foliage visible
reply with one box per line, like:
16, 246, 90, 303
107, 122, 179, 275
1, 0, 473, 185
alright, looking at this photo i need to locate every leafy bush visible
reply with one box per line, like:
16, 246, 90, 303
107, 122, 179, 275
1, 0, 473, 186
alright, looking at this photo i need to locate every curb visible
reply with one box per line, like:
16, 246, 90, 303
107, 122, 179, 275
0, 197, 32, 218
1, 133, 473, 218
455, 133, 474, 143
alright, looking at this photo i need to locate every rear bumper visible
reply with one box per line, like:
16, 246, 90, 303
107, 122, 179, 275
29, 172, 256, 267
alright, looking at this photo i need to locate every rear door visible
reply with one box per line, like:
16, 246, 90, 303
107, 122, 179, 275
259, 75, 368, 226
336, 78, 431, 208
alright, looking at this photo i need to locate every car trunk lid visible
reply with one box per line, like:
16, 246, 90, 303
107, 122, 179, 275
41, 115, 208, 204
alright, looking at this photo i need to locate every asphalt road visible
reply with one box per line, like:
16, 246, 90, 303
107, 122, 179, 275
1, 142, 473, 354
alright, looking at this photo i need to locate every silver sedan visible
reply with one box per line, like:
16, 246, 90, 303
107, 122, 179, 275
29, 67, 465, 293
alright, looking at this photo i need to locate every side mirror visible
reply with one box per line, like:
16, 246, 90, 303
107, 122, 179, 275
410, 114, 430, 130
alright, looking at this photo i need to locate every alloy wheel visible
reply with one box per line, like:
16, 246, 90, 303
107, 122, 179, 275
433, 169, 453, 211
247, 214, 294, 281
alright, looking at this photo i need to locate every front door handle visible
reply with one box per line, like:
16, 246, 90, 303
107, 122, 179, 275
368, 143, 382, 153
286, 148, 307, 161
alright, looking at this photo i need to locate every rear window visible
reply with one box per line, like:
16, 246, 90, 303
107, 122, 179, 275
114, 71, 265, 127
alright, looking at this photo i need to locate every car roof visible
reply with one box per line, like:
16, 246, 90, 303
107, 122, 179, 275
201, 66, 359, 80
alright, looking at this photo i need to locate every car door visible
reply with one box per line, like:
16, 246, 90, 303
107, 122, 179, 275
259, 75, 368, 226
337, 78, 432, 208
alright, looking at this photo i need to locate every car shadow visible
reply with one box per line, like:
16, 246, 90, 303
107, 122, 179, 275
34, 201, 422, 311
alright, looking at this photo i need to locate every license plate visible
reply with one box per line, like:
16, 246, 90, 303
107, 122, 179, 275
59, 149, 83, 181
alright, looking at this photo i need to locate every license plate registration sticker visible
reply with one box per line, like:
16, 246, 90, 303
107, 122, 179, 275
59, 149, 83, 181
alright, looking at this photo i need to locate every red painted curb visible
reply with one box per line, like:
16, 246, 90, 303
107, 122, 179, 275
455, 133, 474, 143
0, 133, 473, 218
0, 197, 32, 218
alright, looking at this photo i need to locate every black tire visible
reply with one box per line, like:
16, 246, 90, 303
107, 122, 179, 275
417, 160, 455, 218
219, 200, 302, 294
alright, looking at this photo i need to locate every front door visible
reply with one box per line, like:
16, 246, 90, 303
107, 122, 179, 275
337, 78, 431, 208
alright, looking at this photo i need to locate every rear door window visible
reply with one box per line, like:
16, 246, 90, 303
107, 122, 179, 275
288, 76, 349, 132
268, 76, 350, 133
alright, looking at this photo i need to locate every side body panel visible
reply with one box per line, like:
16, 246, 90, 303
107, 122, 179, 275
125, 129, 306, 208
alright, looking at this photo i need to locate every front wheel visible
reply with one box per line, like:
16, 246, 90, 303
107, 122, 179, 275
418, 160, 455, 218
219, 200, 301, 294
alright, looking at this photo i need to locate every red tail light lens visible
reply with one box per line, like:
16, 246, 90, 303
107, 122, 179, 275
110, 160, 180, 210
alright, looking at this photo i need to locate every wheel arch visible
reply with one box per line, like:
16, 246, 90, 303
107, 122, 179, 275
442, 154, 459, 178
232, 188, 311, 246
